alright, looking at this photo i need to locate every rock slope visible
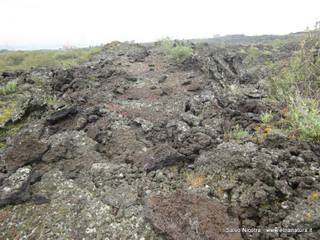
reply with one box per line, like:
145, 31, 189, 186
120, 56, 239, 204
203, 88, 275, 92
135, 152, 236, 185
0, 41, 319, 240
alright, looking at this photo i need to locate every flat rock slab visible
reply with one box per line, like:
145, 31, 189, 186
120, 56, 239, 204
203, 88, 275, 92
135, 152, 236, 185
46, 106, 78, 125
145, 191, 241, 240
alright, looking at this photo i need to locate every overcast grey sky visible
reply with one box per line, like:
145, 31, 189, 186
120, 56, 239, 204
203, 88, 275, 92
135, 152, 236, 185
1, 0, 319, 49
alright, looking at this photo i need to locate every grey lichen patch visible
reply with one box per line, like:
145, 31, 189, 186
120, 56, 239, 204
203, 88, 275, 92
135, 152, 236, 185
0, 166, 32, 207
0, 166, 163, 239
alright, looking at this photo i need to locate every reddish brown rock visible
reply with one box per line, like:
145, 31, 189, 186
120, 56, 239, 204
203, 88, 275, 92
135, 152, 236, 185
145, 191, 242, 240
3, 133, 49, 173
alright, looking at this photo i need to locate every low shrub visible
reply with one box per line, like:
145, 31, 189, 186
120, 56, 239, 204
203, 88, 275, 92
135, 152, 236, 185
268, 26, 320, 141
160, 38, 193, 64
270, 29, 320, 102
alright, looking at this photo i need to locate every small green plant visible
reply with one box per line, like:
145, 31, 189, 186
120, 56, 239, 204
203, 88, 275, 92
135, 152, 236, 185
230, 125, 250, 142
46, 95, 57, 107
160, 38, 193, 64
260, 111, 273, 124
0, 81, 17, 95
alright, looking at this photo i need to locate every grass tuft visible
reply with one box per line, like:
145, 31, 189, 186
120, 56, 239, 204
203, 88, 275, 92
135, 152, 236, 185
0, 81, 17, 95
229, 125, 250, 142
0, 102, 16, 125
260, 111, 273, 124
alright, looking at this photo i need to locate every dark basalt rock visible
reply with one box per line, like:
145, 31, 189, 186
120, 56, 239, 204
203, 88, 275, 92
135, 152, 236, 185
46, 106, 78, 125
51, 69, 74, 91
142, 144, 185, 172
1, 40, 319, 239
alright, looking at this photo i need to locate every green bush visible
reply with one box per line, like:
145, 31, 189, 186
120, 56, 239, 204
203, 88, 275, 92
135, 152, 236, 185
270, 29, 320, 102
270, 54, 320, 101
267, 27, 320, 141
286, 96, 320, 140
160, 38, 193, 64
